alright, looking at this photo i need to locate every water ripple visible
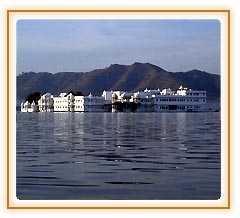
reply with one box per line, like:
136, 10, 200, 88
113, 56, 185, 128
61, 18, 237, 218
17, 112, 221, 200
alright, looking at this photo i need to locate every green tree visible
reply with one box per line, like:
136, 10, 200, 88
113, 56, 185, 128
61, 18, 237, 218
25, 92, 41, 104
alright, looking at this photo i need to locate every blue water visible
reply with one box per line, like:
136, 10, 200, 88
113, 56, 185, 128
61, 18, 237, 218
16, 112, 221, 200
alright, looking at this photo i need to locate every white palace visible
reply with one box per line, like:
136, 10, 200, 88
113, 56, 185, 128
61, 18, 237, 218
20, 86, 207, 113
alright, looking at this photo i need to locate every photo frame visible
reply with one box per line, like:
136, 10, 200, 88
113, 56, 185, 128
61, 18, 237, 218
7, 10, 230, 209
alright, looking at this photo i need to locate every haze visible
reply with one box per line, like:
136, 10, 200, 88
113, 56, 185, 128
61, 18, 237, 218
17, 19, 220, 75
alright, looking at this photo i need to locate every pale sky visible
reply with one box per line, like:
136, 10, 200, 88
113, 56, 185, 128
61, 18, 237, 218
17, 19, 220, 75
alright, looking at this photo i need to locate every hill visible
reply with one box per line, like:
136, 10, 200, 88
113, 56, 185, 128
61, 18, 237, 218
17, 62, 220, 100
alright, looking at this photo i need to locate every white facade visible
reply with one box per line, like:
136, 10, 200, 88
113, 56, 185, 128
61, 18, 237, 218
20, 101, 39, 112
102, 90, 125, 101
161, 88, 175, 96
38, 93, 54, 112
154, 86, 207, 112
74, 94, 106, 112
53, 93, 70, 112
133, 93, 153, 112
20, 86, 207, 113
53, 93, 106, 112
144, 88, 161, 97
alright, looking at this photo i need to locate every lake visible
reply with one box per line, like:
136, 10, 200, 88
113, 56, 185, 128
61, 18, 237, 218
16, 112, 221, 200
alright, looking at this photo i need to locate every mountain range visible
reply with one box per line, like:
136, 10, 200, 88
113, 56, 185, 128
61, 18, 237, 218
17, 62, 220, 100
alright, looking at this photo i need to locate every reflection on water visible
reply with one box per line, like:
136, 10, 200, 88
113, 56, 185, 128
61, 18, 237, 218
17, 112, 220, 200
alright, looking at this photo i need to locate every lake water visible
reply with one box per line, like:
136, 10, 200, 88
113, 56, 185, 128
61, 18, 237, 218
16, 112, 221, 200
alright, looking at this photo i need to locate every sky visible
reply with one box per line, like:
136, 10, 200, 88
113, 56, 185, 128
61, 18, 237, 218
17, 19, 220, 75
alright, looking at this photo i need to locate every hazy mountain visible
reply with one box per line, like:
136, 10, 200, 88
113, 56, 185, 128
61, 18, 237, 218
17, 62, 220, 100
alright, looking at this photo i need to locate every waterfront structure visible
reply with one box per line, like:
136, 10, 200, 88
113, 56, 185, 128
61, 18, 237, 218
72, 93, 106, 112
133, 90, 155, 112
153, 86, 207, 112
53, 92, 74, 112
20, 101, 39, 112
38, 93, 54, 112
20, 86, 207, 113
53, 92, 106, 112
102, 90, 134, 112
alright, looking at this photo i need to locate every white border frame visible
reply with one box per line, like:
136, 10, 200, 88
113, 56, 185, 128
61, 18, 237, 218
7, 10, 230, 209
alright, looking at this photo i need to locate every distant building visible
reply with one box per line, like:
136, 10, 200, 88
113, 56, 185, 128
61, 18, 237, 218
20, 86, 207, 113
133, 91, 154, 112
20, 101, 39, 112
53, 92, 74, 112
54, 92, 106, 112
38, 93, 54, 112
74, 93, 106, 112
